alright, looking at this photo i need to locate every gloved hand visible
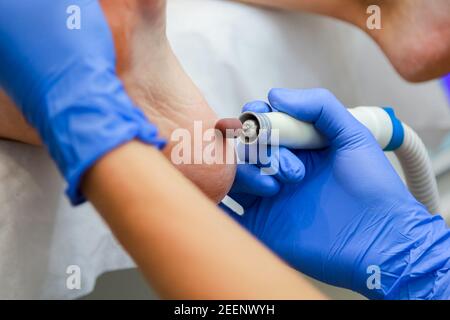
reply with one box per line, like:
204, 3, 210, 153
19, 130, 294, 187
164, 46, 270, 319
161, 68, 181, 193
228, 101, 306, 204
0, 0, 165, 205
223, 88, 450, 299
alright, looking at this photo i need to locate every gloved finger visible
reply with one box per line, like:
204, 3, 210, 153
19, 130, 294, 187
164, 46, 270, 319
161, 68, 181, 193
264, 146, 305, 183
236, 139, 305, 184
230, 164, 280, 197
268, 88, 369, 145
242, 100, 272, 113
241, 100, 305, 183
291, 148, 329, 176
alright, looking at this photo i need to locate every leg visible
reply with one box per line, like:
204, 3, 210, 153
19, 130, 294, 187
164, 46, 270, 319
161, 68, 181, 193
237, 0, 450, 82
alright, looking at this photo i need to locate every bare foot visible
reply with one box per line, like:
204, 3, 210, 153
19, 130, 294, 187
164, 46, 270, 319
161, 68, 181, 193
238, 0, 450, 82
0, 0, 236, 203
366, 0, 450, 82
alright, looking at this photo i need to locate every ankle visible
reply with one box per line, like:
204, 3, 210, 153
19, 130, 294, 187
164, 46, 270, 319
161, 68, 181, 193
354, 0, 450, 81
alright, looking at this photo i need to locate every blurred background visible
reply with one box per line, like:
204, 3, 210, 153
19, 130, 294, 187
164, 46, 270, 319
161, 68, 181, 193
1, 0, 448, 300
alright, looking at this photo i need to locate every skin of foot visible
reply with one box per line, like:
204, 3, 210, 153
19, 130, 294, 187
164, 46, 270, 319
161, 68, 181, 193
238, 0, 450, 82
0, 0, 236, 203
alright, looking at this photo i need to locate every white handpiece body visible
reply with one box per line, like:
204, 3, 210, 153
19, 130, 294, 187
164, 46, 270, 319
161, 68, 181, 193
259, 106, 394, 149
238, 107, 440, 214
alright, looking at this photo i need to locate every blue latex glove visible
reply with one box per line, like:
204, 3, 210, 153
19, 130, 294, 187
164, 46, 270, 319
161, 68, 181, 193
229, 101, 305, 204
0, 0, 165, 204
223, 88, 450, 299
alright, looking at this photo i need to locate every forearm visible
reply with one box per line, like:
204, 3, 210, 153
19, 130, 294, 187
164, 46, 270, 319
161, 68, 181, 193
82, 141, 325, 299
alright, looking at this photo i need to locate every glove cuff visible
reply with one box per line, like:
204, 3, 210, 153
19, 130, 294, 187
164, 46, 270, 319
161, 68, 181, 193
351, 200, 450, 300
384, 211, 450, 300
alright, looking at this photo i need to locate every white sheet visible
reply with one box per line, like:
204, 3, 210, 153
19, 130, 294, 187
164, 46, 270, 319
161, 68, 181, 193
0, 0, 448, 299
